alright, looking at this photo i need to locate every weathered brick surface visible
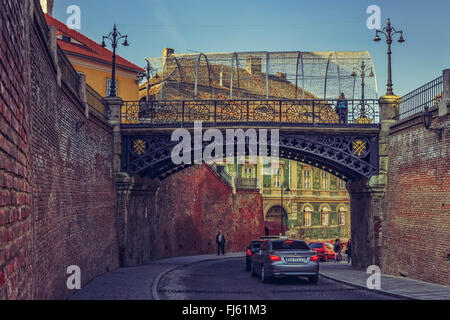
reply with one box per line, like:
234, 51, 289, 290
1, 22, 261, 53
382, 111, 450, 286
0, 0, 33, 300
1, 0, 119, 299
121, 164, 265, 266
29, 18, 118, 300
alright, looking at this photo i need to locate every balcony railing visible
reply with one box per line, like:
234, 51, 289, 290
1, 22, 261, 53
235, 177, 260, 190
398, 76, 443, 120
120, 99, 380, 127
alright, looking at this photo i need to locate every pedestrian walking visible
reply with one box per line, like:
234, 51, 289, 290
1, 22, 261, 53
335, 93, 348, 124
346, 238, 352, 263
216, 230, 226, 256
334, 238, 342, 262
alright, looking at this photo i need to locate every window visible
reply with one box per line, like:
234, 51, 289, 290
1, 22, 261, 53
338, 207, 346, 225
321, 208, 330, 226
273, 168, 281, 187
309, 243, 323, 249
304, 208, 312, 226
321, 172, 329, 189
106, 78, 118, 96
271, 240, 309, 250
244, 167, 253, 178
304, 170, 311, 189
62, 35, 71, 42
339, 179, 346, 189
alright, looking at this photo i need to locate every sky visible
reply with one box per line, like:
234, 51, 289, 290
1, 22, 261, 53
51, 0, 450, 97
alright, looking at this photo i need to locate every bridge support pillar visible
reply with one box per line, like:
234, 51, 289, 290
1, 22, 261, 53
114, 173, 161, 267
439, 69, 450, 116
115, 172, 134, 266
347, 94, 399, 270
345, 94, 400, 270
347, 177, 385, 270
105, 96, 123, 172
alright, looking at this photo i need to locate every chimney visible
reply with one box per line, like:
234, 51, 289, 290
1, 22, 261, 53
40, 0, 54, 16
276, 72, 287, 81
162, 48, 174, 66
219, 71, 224, 87
246, 56, 262, 75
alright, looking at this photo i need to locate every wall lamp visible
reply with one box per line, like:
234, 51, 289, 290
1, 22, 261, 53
421, 105, 449, 140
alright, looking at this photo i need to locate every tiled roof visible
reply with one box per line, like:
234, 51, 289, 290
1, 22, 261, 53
45, 14, 144, 72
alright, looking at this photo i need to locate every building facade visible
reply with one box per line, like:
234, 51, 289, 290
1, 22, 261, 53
42, 2, 143, 101
215, 158, 350, 242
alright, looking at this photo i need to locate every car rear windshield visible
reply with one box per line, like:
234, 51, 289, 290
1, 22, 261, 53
250, 242, 262, 249
309, 243, 323, 249
271, 241, 310, 250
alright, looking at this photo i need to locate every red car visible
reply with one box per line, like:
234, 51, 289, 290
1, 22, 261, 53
309, 242, 336, 262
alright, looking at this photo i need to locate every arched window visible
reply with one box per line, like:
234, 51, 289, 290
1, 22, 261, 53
321, 206, 330, 226
304, 207, 312, 226
338, 206, 347, 225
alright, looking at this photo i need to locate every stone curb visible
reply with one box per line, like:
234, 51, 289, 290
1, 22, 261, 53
151, 254, 244, 300
318, 272, 417, 300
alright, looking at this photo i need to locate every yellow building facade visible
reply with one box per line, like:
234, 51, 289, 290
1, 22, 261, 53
215, 157, 350, 242
45, 12, 143, 101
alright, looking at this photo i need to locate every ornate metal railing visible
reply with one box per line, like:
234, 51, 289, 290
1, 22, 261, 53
58, 46, 80, 95
235, 177, 260, 190
398, 76, 443, 120
121, 99, 379, 127
86, 84, 108, 119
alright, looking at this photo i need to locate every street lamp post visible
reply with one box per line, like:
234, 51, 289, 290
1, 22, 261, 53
138, 59, 156, 102
374, 18, 405, 96
101, 25, 129, 97
351, 60, 374, 117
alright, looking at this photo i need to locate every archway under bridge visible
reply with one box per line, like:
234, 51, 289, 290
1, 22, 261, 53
114, 126, 383, 270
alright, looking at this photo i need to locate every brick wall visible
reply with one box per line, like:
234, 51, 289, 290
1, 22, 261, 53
29, 10, 119, 299
0, 0, 33, 300
121, 164, 265, 266
1, 0, 119, 299
382, 109, 450, 286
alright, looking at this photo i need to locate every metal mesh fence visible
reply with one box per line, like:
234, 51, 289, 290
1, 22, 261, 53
147, 50, 378, 101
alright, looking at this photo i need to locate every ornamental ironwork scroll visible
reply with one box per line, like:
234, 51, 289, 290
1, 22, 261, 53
121, 132, 378, 180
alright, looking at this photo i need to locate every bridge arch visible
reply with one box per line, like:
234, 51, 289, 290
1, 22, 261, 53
121, 132, 379, 181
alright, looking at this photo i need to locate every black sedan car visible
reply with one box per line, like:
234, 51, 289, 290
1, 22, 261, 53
245, 239, 265, 271
250, 239, 319, 283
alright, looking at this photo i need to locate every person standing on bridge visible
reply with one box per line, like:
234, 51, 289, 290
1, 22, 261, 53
216, 230, 226, 256
336, 93, 348, 124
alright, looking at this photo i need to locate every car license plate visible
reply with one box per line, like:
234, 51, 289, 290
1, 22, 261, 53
286, 257, 306, 263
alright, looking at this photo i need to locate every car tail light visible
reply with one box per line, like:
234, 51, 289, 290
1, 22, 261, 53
270, 255, 281, 262
247, 249, 252, 256
310, 255, 319, 261
284, 241, 294, 243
